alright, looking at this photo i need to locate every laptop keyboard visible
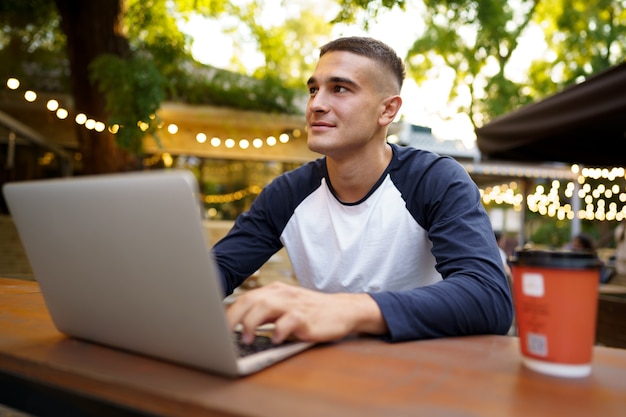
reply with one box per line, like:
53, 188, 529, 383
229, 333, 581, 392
234, 331, 289, 357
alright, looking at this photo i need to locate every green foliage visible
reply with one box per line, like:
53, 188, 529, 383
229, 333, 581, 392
3, 0, 624, 152
172, 60, 302, 114
0, 0, 58, 27
406, 0, 540, 127
534, 0, 626, 93
406, 0, 626, 127
222, 1, 333, 89
119, 0, 305, 114
118, 0, 306, 115
174, 0, 226, 15
528, 217, 572, 248
124, 0, 207, 102
89, 54, 166, 154
332, 0, 405, 27
0, 0, 303, 119
481, 72, 533, 121
125, 0, 192, 65
526, 215, 602, 248
0, 0, 68, 90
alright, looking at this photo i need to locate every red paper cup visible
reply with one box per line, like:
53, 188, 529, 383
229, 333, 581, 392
511, 249, 602, 378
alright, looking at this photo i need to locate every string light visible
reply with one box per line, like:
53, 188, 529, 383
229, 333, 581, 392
5, 76, 626, 220
203, 185, 263, 204
24, 91, 36, 102
3, 76, 303, 153
6, 78, 19, 89
491, 172, 626, 221
95, 121, 106, 132
46, 99, 59, 111
84, 119, 96, 130
75, 113, 87, 124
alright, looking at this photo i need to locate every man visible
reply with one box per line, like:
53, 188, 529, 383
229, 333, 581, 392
214, 36, 513, 345
495, 231, 512, 280
614, 223, 626, 275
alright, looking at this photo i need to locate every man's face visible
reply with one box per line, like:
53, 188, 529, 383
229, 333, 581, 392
305, 51, 394, 160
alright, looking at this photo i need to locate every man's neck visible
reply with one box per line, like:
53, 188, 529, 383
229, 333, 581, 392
326, 143, 393, 203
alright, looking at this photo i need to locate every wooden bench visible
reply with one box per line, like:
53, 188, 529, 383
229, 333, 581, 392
597, 282, 626, 349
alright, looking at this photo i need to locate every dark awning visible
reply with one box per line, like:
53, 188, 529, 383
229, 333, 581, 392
475, 62, 626, 167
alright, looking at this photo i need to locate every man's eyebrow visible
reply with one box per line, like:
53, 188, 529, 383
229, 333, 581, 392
307, 76, 358, 88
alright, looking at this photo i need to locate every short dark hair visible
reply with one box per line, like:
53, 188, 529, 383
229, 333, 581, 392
574, 233, 595, 251
319, 36, 406, 90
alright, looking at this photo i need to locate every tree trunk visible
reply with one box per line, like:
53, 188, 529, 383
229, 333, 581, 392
53, 0, 139, 174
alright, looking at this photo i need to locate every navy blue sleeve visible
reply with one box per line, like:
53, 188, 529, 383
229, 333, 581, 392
370, 149, 513, 341
212, 160, 325, 296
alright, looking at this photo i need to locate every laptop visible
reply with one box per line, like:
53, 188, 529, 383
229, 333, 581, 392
2, 169, 314, 377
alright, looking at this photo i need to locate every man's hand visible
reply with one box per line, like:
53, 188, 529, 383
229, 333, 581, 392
226, 281, 388, 344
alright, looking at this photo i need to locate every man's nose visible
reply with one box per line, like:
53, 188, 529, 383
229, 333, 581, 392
308, 91, 329, 112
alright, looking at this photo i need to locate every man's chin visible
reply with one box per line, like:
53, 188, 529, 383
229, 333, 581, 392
306, 137, 332, 155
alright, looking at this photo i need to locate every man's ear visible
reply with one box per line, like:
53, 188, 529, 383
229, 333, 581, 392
380, 95, 402, 126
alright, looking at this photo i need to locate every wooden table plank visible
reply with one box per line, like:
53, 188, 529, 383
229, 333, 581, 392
1, 277, 626, 417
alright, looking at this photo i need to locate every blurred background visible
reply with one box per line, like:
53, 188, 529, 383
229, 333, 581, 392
1, 0, 625, 277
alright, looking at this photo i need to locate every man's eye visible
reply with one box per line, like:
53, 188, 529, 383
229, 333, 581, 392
309, 87, 318, 95
334, 86, 347, 93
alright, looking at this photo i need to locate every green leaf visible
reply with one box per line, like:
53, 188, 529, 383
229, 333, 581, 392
89, 54, 166, 154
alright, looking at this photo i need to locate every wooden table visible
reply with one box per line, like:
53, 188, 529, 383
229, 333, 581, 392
1, 277, 625, 417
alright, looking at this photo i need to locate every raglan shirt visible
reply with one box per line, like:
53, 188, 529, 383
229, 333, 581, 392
213, 143, 514, 342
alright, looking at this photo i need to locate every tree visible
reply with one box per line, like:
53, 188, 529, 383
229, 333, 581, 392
528, 0, 626, 98
1, 0, 230, 174
5, 0, 622, 175
0, 0, 396, 175
52, 0, 138, 173
228, 1, 334, 88
0, 0, 329, 174
403, 0, 539, 130
401, 0, 626, 130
